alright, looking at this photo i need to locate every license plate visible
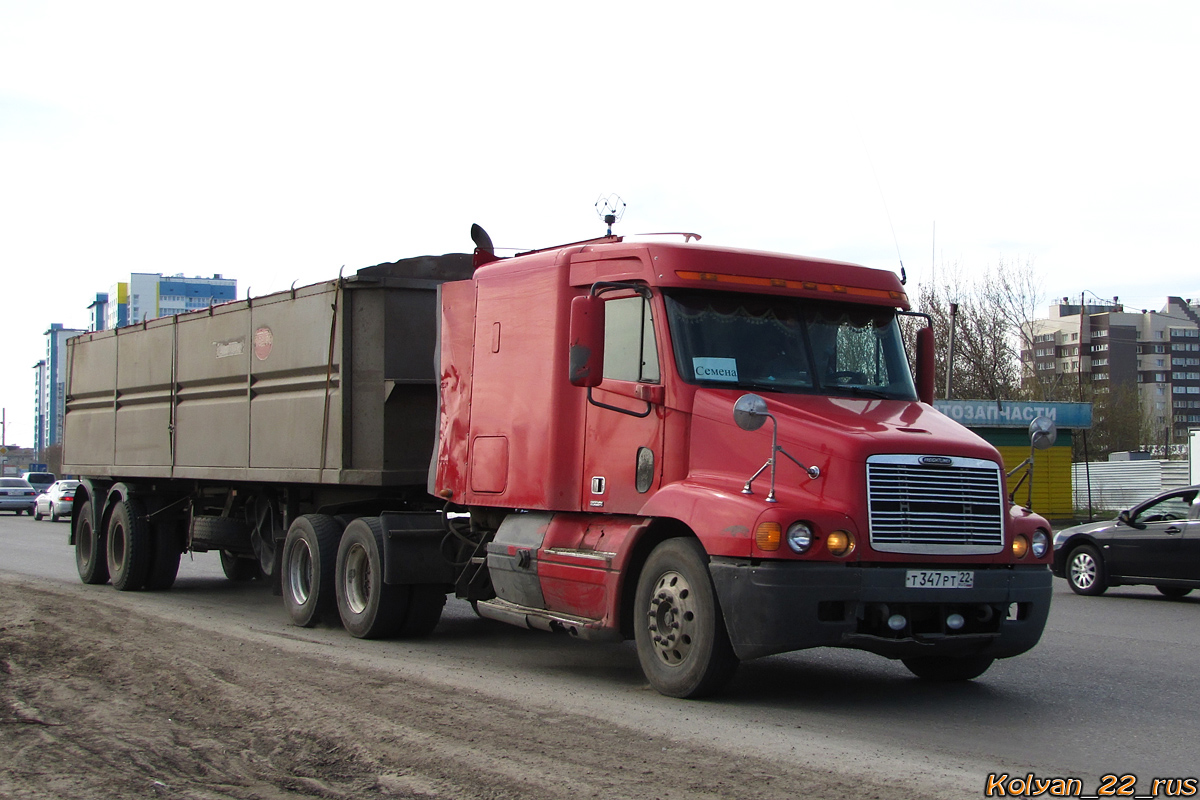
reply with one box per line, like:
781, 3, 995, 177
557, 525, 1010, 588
905, 570, 974, 589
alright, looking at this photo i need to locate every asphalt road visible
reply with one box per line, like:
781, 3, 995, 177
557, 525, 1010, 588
3, 511, 1198, 796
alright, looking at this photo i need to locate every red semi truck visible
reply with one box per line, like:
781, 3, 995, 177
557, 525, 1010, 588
63, 225, 1053, 697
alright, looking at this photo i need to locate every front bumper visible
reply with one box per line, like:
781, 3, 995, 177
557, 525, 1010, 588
709, 560, 1053, 661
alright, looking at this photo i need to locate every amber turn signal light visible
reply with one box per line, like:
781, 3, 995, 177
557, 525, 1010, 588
756, 522, 782, 551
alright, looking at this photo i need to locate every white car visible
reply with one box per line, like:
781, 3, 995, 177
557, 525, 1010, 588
34, 480, 80, 522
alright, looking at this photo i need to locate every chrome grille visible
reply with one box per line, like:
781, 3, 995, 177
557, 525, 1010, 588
866, 455, 1004, 554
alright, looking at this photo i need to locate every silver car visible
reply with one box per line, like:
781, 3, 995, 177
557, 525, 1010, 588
34, 480, 80, 522
0, 478, 38, 515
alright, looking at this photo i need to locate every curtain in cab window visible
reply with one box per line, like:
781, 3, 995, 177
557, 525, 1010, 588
603, 296, 659, 382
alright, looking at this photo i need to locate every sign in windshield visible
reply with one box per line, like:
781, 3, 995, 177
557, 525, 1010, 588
664, 291, 917, 400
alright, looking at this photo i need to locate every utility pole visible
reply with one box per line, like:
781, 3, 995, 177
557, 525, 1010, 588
944, 303, 958, 400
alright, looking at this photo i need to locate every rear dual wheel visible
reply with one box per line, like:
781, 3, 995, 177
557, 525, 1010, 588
335, 518, 445, 639
282, 515, 343, 627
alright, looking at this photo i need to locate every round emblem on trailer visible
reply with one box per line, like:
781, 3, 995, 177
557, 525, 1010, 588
253, 327, 273, 361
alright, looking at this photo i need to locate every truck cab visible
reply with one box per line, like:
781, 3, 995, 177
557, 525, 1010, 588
435, 236, 1053, 696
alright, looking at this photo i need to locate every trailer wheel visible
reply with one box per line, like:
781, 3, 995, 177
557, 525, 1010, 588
902, 654, 995, 681
633, 538, 739, 698
221, 551, 261, 582
335, 518, 410, 638
283, 514, 341, 627
144, 521, 182, 591
107, 498, 151, 592
399, 586, 446, 638
74, 501, 109, 585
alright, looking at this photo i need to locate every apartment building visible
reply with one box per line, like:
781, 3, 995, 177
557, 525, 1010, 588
105, 272, 237, 328
35, 323, 88, 450
1023, 296, 1200, 445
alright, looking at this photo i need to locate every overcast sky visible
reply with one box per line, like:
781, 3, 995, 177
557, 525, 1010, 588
2, 1, 1197, 447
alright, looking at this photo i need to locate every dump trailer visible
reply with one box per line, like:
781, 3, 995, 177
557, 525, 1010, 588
64, 227, 1054, 697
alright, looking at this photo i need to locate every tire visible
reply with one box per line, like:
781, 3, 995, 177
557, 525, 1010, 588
902, 654, 995, 681
191, 515, 248, 551
282, 514, 342, 627
144, 521, 182, 592
1066, 544, 1107, 596
1156, 585, 1193, 600
50, 506, 59, 522
335, 518, 409, 638
633, 538, 739, 698
400, 586, 446, 638
221, 550, 261, 582
107, 497, 151, 591
74, 501, 109, 585
35, 506, 44, 521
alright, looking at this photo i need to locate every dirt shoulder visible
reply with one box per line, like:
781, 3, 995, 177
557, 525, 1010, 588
1, 575, 937, 800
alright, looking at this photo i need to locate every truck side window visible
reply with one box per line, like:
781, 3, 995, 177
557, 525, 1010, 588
604, 296, 660, 382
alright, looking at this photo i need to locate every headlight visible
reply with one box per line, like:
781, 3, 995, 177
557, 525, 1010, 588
1053, 530, 1071, 549
1031, 530, 1050, 559
786, 522, 813, 554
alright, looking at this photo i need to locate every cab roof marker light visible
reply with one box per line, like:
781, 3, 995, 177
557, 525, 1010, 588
674, 270, 906, 303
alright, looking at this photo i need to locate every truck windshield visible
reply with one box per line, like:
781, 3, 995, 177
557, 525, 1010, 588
663, 291, 918, 400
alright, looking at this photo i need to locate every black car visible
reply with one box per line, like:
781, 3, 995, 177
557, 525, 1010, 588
1052, 485, 1200, 598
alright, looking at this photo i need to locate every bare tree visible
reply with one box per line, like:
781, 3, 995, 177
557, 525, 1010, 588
911, 257, 1038, 401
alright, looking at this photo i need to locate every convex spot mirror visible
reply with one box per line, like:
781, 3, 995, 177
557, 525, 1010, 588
1029, 415, 1057, 450
733, 393, 769, 431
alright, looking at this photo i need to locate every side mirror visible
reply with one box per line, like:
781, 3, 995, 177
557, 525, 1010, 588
1117, 509, 1143, 529
568, 294, 604, 387
915, 326, 935, 404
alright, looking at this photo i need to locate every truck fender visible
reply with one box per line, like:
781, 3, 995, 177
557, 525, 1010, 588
636, 483, 769, 558
68, 478, 118, 546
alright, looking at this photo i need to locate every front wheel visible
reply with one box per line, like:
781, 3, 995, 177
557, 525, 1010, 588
1066, 545, 1107, 596
633, 538, 739, 698
902, 654, 995, 681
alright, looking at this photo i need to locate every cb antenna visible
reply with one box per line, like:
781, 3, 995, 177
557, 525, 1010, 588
595, 193, 626, 236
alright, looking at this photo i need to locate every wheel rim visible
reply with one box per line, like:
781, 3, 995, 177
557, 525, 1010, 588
288, 538, 314, 606
109, 523, 127, 570
78, 522, 94, 566
1070, 551, 1096, 589
343, 542, 372, 615
646, 569, 697, 666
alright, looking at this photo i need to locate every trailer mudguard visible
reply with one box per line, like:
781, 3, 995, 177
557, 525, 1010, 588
378, 512, 456, 586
